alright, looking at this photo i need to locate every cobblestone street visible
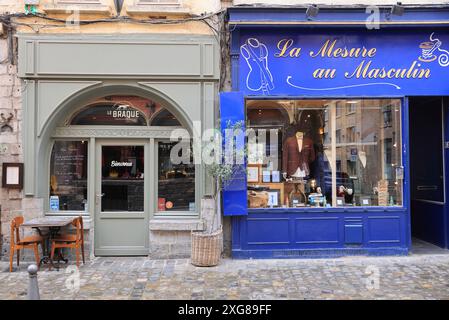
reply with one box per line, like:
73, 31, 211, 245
2, 249, 449, 300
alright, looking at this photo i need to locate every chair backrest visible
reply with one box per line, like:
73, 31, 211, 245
10, 216, 24, 246
71, 216, 84, 242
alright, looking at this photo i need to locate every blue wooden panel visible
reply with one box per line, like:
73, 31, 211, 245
367, 216, 402, 244
345, 224, 363, 244
232, 210, 409, 258
294, 217, 339, 244
219, 91, 247, 216
246, 218, 290, 245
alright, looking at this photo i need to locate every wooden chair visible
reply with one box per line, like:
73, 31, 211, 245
50, 216, 85, 267
9, 216, 45, 272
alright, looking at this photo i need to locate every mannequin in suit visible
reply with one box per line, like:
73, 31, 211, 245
282, 130, 315, 178
282, 110, 316, 179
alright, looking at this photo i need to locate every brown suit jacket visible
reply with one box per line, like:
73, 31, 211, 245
282, 135, 315, 176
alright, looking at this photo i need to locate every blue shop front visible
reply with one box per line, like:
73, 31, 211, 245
221, 7, 449, 258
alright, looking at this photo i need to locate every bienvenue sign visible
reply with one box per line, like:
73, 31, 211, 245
238, 29, 449, 96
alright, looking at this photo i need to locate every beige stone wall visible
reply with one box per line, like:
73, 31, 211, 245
0, 33, 24, 258
0, 0, 25, 14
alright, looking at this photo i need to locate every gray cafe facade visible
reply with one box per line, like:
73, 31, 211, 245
17, 34, 219, 258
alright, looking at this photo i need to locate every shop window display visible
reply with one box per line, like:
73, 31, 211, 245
246, 99, 402, 208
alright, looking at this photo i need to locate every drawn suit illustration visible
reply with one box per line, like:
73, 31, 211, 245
240, 38, 275, 95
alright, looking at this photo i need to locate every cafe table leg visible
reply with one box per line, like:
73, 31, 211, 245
33, 227, 48, 268
48, 227, 63, 271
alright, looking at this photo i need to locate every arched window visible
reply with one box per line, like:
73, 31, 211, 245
69, 95, 181, 126
150, 109, 181, 126
71, 104, 148, 126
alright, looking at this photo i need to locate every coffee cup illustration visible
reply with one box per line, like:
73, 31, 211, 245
419, 40, 440, 62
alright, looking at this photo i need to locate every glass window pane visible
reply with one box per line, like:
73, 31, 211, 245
101, 146, 144, 212
246, 99, 402, 209
71, 104, 147, 126
158, 141, 195, 212
150, 109, 181, 126
70, 95, 181, 126
335, 99, 402, 206
49, 141, 88, 211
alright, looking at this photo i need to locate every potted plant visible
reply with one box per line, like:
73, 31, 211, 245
190, 121, 246, 267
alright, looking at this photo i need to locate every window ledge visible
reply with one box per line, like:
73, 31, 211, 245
149, 219, 204, 231
126, 5, 191, 16
43, 4, 113, 16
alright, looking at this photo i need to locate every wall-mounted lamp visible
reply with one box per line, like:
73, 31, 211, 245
306, 5, 319, 21
387, 2, 405, 20
391, 2, 405, 16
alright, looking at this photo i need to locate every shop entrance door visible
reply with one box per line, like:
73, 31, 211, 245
409, 96, 448, 250
94, 140, 149, 256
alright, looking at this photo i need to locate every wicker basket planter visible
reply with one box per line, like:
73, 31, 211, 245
191, 228, 222, 267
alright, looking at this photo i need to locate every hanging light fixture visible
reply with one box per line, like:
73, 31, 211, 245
391, 2, 405, 16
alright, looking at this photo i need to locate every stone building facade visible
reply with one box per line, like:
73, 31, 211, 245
0, 0, 222, 262
1, 0, 446, 262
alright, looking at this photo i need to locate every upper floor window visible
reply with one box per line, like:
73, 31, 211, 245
137, 0, 180, 5
69, 95, 181, 126
346, 126, 356, 143
56, 0, 102, 3
346, 101, 357, 114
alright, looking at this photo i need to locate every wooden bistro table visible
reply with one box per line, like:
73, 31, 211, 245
21, 217, 75, 270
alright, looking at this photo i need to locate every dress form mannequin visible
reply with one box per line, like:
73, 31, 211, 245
291, 132, 306, 178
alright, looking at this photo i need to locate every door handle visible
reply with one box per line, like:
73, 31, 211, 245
95, 193, 105, 205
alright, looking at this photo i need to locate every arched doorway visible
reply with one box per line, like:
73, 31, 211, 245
49, 94, 196, 256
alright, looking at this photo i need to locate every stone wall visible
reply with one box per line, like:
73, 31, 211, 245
149, 231, 191, 259
0, 33, 25, 259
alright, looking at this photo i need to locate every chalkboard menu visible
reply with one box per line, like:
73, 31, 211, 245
49, 141, 88, 211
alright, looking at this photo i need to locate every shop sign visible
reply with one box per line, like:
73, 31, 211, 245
238, 30, 449, 96
111, 161, 133, 167
106, 103, 141, 119
49, 195, 59, 211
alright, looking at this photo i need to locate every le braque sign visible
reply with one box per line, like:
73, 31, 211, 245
106, 103, 141, 119
238, 29, 449, 96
